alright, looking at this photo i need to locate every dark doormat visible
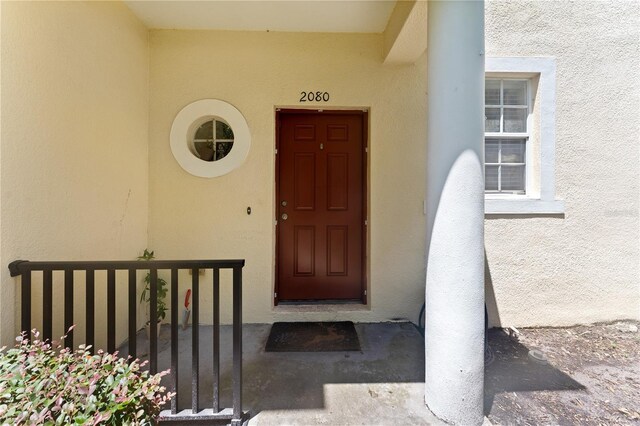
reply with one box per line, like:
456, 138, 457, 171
265, 321, 361, 352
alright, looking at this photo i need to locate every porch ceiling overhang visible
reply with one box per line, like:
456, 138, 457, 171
124, 0, 427, 64
382, 0, 428, 64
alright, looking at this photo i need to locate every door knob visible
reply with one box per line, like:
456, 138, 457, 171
281, 213, 288, 220
281, 200, 288, 206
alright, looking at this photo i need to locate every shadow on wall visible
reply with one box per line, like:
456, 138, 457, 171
484, 329, 585, 415
485, 248, 501, 328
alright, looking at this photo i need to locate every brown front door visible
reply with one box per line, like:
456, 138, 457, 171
276, 110, 366, 302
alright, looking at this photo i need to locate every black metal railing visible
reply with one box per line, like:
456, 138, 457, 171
8, 259, 246, 425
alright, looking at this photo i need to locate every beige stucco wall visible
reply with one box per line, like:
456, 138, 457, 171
0, 1, 636, 342
484, 0, 640, 326
148, 30, 427, 324
149, 1, 639, 328
0, 1, 149, 346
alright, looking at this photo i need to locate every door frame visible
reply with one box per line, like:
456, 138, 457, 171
274, 108, 368, 306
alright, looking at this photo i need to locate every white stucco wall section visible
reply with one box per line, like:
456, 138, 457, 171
485, 57, 564, 215
485, 0, 639, 326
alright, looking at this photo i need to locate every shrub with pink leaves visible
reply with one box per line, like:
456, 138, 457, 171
0, 329, 172, 425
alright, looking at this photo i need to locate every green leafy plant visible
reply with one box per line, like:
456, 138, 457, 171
0, 328, 172, 425
138, 249, 168, 323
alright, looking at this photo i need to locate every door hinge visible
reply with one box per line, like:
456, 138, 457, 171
365, 147, 368, 153
275, 148, 278, 155
275, 220, 278, 226
364, 220, 368, 226
364, 290, 367, 296
274, 292, 278, 299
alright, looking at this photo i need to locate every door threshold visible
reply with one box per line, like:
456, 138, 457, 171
278, 299, 363, 306
273, 302, 370, 314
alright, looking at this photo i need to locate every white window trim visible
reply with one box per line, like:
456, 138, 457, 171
170, 99, 250, 178
485, 57, 565, 215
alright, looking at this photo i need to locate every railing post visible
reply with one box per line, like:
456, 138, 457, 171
191, 269, 200, 413
107, 269, 116, 353
232, 265, 243, 425
64, 269, 74, 348
21, 270, 31, 339
128, 269, 137, 360
150, 268, 158, 375
86, 269, 95, 354
170, 268, 179, 415
212, 267, 220, 413
43, 270, 53, 342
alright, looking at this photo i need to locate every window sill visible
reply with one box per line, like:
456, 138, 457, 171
485, 198, 565, 215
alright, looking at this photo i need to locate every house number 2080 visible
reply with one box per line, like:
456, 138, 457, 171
299, 91, 330, 102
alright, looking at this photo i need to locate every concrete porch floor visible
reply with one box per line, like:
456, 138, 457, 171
118, 320, 640, 425
120, 322, 446, 425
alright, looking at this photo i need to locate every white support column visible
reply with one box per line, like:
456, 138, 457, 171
425, 1, 485, 425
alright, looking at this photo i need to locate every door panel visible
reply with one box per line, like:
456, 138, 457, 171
327, 125, 348, 141
277, 111, 365, 301
294, 153, 316, 210
293, 226, 315, 276
327, 154, 349, 210
327, 226, 348, 276
294, 124, 316, 141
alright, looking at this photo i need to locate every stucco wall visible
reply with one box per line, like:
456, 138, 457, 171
1, 1, 636, 340
0, 1, 149, 346
148, 30, 427, 324
150, 1, 638, 328
484, 0, 640, 326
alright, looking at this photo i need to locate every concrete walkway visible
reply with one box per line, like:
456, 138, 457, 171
121, 322, 445, 425
120, 320, 640, 425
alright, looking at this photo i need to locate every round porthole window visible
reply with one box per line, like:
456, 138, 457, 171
170, 99, 250, 178
192, 118, 234, 162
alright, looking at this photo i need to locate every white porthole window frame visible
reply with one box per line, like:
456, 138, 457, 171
170, 99, 251, 178
485, 57, 565, 215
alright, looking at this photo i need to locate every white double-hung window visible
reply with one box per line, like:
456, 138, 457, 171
484, 57, 565, 215
484, 79, 529, 195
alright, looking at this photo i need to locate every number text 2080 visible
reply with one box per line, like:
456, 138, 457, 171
299, 91, 330, 102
